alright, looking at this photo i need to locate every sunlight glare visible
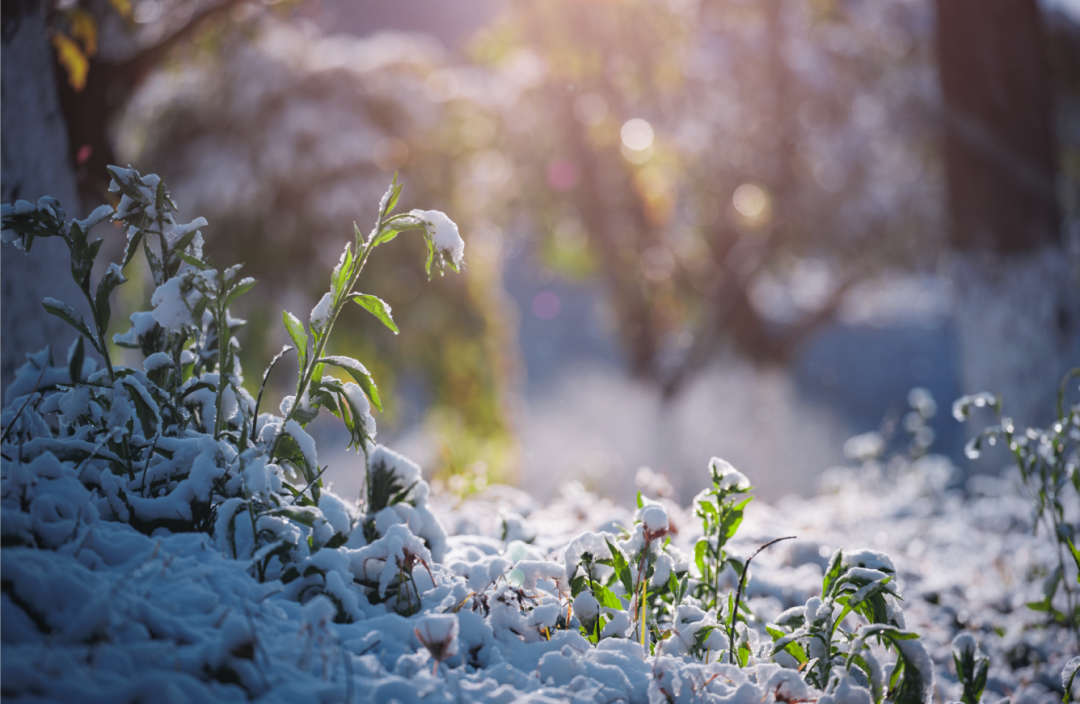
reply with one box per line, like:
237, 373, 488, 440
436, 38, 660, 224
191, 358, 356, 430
621, 119, 654, 151
732, 183, 766, 217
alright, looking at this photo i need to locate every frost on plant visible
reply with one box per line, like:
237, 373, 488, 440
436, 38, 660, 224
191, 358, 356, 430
957, 368, 1080, 649
0, 168, 973, 703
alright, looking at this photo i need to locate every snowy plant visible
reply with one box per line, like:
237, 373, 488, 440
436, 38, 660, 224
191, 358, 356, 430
950, 633, 989, 704
764, 548, 933, 703
693, 457, 753, 612
0, 170, 964, 703
1, 167, 461, 620
956, 368, 1080, 647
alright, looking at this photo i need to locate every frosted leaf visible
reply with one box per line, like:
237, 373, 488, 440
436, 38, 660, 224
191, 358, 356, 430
1063, 657, 1080, 692
143, 352, 174, 373
283, 420, 318, 471
709, 457, 751, 491
560, 531, 613, 580
410, 209, 465, 268
75, 205, 114, 231
310, 292, 332, 332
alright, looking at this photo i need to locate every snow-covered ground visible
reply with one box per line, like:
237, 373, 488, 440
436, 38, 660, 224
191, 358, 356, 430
3, 442, 1076, 703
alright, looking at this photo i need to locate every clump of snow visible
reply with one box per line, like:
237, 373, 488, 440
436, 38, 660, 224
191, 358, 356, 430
150, 275, 199, 332
709, 457, 751, 491
411, 209, 465, 268
415, 613, 459, 663
310, 292, 332, 332
638, 505, 669, 536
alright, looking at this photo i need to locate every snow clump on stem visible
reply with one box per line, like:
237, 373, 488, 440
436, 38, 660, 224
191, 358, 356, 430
411, 209, 465, 268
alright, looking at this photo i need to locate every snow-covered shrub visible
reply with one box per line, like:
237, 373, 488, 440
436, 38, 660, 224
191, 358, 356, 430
1, 168, 461, 622
2, 170, 948, 702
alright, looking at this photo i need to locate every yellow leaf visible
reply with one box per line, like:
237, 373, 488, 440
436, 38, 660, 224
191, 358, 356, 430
52, 33, 88, 92
108, 0, 132, 19
70, 10, 98, 57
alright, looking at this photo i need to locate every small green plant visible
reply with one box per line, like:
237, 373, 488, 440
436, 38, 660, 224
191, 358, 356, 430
692, 457, 753, 612
951, 633, 989, 704
955, 369, 1080, 648
764, 547, 930, 703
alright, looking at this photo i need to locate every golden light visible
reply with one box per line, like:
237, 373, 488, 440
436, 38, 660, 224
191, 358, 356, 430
732, 183, 766, 217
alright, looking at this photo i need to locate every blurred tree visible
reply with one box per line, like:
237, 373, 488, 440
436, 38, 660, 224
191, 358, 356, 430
1, 0, 276, 392
116, 23, 520, 483
469, 0, 943, 395
936, 0, 1079, 428
1, 0, 85, 390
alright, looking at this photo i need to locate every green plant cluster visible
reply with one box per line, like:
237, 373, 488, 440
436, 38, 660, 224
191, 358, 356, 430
1, 168, 458, 617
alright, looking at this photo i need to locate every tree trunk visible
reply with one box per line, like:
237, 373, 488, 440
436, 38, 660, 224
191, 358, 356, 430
936, 0, 1079, 431
1, 0, 85, 397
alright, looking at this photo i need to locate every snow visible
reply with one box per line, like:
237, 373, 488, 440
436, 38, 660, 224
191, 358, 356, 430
411, 209, 465, 268
639, 505, 669, 535
150, 275, 198, 332
309, 292, 332, 332
283, 419, 318, 472
75, 204, 115, 231
2, 364, 1077, 704
709, 457, 751, 491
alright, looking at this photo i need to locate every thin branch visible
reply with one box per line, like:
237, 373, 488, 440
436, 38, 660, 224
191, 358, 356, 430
114, 0, 253, 80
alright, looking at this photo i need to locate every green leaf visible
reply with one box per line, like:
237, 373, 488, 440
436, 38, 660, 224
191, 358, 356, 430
695, 539, 710, 579
42, 298, 96, 349
604, 539, 634, 596
143, 237, 164, 285
593, 582, 624, 610
1064, 658, 1079, 703
383, 178, 403, 217
122, 378, 160, 436
822, 548, 844, 597
720, 496, 752, 541
769, 630, 809, 664
1068, 539, 1080, 585
68, 336, 85, 384
268, 506, 320, 528
318, 355, 383, 412
171, 227, 200, 259
331, 244, 353, 300
350, 293, 399, 334
692, 624, 717, 652
122, 229, 144, 267
833, 576, 893, 632
225, 277, 257, 309
176, 250, 209, 270
94, 264, 127, 335
283, 310, 309, 369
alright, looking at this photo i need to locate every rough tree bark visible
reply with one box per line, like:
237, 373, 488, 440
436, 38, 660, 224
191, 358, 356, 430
1, 0, 84, 396
936, 0, 1080, 430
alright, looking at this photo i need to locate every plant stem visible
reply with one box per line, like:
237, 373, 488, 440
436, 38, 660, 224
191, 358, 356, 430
728, 536, 795, 664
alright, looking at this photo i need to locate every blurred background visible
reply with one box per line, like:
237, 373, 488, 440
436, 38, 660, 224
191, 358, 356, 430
3, 0, 1079, 506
